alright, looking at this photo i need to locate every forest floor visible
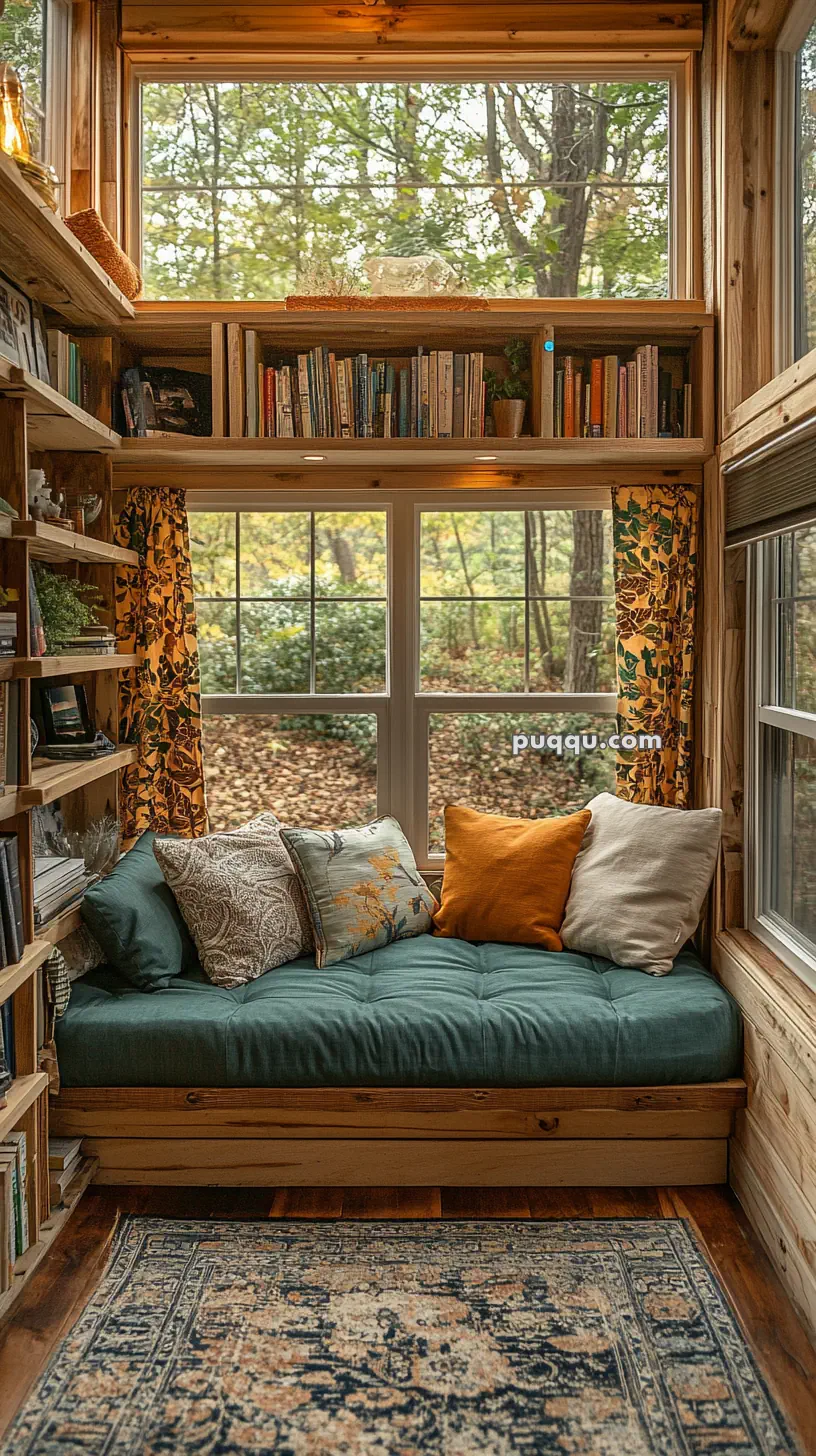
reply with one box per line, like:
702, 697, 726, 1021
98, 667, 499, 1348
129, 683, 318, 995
202, 714, 613, 852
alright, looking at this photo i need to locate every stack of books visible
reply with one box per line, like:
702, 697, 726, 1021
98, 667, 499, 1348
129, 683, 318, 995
238, 330, 487, 440
48, 1136, 84, 1209
554, 347, 691, 439
33, 856, 89, 931
0, 833, 25, 968
0, 613, 17, 659
0, 1130, 29, 1289
59, 626, 117, 657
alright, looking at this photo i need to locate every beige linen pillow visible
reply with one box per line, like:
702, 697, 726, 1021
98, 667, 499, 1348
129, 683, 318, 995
560, 792, 722, 976
154, 813, 313, 988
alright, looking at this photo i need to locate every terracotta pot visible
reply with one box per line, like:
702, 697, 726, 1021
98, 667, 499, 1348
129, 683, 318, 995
492, 398, 526, 438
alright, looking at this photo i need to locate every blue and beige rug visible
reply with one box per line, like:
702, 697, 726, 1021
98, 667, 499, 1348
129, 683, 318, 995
4, 1217, 796, 1454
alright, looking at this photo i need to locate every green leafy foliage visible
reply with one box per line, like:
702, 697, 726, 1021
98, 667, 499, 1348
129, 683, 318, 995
139, 79, 670, 301
33, 566, 101, 655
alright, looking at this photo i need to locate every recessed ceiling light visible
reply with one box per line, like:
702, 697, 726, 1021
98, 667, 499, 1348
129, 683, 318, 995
302, 454, 326, 461
474, 454, 497, 462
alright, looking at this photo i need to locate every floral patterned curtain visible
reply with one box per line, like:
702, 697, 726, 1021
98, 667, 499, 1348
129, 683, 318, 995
114, 486, 209, 840
611, 483, 698, 807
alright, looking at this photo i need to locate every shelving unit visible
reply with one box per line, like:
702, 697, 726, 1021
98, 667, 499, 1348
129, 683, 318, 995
0, 169, 139, 1313
113, 298, 715, 485
0, 150, 134, 329
0, 1154, 98, 1322
0, 362, 121, 453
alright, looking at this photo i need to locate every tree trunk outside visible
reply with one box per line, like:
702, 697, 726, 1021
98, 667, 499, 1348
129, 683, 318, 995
564, 511, 605, 693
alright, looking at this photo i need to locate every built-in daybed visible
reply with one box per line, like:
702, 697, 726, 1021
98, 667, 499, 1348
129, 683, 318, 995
51, 934, 746, 1187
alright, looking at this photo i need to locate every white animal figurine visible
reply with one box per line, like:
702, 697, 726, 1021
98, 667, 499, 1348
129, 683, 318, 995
27, 469, 62, 522
364, 255, 460, 296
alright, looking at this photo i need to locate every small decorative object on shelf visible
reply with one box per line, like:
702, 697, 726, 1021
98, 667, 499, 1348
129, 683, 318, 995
120, 365, 212, 438
364, 255, 460, 296
33, 681, 115, 762
0, 269, 39, 374
30, 564, 102, 655
0, 62, 58, 210
27, 469, 62, 523
63, 209, 143, 300
484, 336, 530, 438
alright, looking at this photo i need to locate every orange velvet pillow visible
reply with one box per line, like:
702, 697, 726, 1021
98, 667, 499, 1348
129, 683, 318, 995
432, 804, 591, 951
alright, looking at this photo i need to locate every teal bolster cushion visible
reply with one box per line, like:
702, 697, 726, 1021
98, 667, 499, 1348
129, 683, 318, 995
81, 830, 198, 991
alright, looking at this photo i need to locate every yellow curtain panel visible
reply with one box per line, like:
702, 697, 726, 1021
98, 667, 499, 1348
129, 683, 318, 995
611, 483, 699, 807
114, 485, 209, 840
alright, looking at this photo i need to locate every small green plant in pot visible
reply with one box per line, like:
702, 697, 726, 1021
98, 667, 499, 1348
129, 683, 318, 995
33, 565, 103, 655
484, 336, 531, 437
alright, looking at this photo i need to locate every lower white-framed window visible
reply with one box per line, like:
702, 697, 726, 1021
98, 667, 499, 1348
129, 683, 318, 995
187, 489, 617, 868
748, 521, 816, 987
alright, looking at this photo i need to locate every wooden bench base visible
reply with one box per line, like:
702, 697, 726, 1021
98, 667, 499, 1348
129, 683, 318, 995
52, 1083, 747, 1187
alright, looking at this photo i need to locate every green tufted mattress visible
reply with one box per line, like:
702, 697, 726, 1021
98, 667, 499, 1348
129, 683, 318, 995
55, 934, 742, 1088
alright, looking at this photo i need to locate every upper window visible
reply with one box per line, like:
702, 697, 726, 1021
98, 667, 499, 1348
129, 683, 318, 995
795, 22, 816, 358
139, 78, 672, 301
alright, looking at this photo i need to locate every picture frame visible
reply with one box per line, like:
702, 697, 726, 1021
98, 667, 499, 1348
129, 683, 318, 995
30, 301, 50, 384
36, 682, 95, 746
0, 270, 36, 374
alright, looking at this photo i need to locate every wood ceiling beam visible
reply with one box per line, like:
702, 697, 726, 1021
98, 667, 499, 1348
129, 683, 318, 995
120, 3, 704, 56
727, 0, 791, 51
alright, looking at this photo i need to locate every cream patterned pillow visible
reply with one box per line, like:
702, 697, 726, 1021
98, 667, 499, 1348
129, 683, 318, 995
153, 813, 313, 988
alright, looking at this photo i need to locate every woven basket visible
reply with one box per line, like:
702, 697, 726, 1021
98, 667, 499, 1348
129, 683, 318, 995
65, 209, 143, 300
285, 294, 489, 311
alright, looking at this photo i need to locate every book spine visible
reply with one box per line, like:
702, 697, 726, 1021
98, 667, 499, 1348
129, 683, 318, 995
420, 349, 429, 439
574, 368, 584, 438
0, 838, 23, 962
452, 354, 464, 437
617, 365, 627, 438
297, 355, 312, 437
590, 358, 603, 438
563, 356, 575, 438
384, 363, 395, 439
398, 367, 409, 438
554, 369, 564, 439
603, 355, 618, 438
438, 350, 453, 438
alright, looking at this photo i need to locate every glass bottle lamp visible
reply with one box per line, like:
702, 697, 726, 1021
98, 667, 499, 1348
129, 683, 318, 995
0, 62, 58, 211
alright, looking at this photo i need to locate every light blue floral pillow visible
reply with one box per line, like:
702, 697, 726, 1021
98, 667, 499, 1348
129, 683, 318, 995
280, 817, 436, 968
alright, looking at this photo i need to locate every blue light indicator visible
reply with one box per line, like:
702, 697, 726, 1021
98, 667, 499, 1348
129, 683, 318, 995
544, 340, 554, 352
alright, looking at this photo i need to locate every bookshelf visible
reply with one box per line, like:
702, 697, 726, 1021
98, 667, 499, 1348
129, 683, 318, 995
0, 267, 137, 1316
114, 299, 715, 483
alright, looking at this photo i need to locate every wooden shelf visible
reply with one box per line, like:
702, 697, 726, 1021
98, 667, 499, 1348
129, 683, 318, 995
40, 906, 82, 945
0, 362, 120, 453
0, 150, 134, 328
123, 297, 714, 354
0, 1072, 49, 1144
0, 1155, 98, 1324
0, 940, 50, 1007
118, 435, 710, 473
0, 788, 21, 825
10, 520, 138, 566
21, 747, 138, 808
17, 653, 138, 678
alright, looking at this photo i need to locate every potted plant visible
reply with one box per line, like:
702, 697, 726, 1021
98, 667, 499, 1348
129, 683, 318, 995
484, 336, 530, 438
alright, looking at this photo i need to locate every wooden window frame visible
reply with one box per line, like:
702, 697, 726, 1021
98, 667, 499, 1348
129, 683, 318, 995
745, 529, 816, 991
773, 0, 816, 373
187, 486, 615, 869
125, 55, 699, 301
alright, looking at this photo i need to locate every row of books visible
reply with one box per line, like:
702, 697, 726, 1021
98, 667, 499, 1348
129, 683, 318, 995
120, 366, 212, 438
47, 331, 91, 411
0, 834, 26, 969
59, 626, 117, 657
34, 856, 91, 931
242, 334, 488, 440
554, 348, 691, 439
0, 1130, 28, 1289
49, 1136, 84, 1210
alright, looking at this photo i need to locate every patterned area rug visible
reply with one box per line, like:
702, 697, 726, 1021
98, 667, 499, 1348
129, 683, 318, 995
4, 1218, 795, 1455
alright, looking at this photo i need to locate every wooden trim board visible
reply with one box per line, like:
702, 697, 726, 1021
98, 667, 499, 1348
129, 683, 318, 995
77, 1135, 728, 1186
52, 1083, 744, 1186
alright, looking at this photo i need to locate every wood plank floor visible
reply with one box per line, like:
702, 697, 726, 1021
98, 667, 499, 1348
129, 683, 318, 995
0, 1184, 813, 1449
